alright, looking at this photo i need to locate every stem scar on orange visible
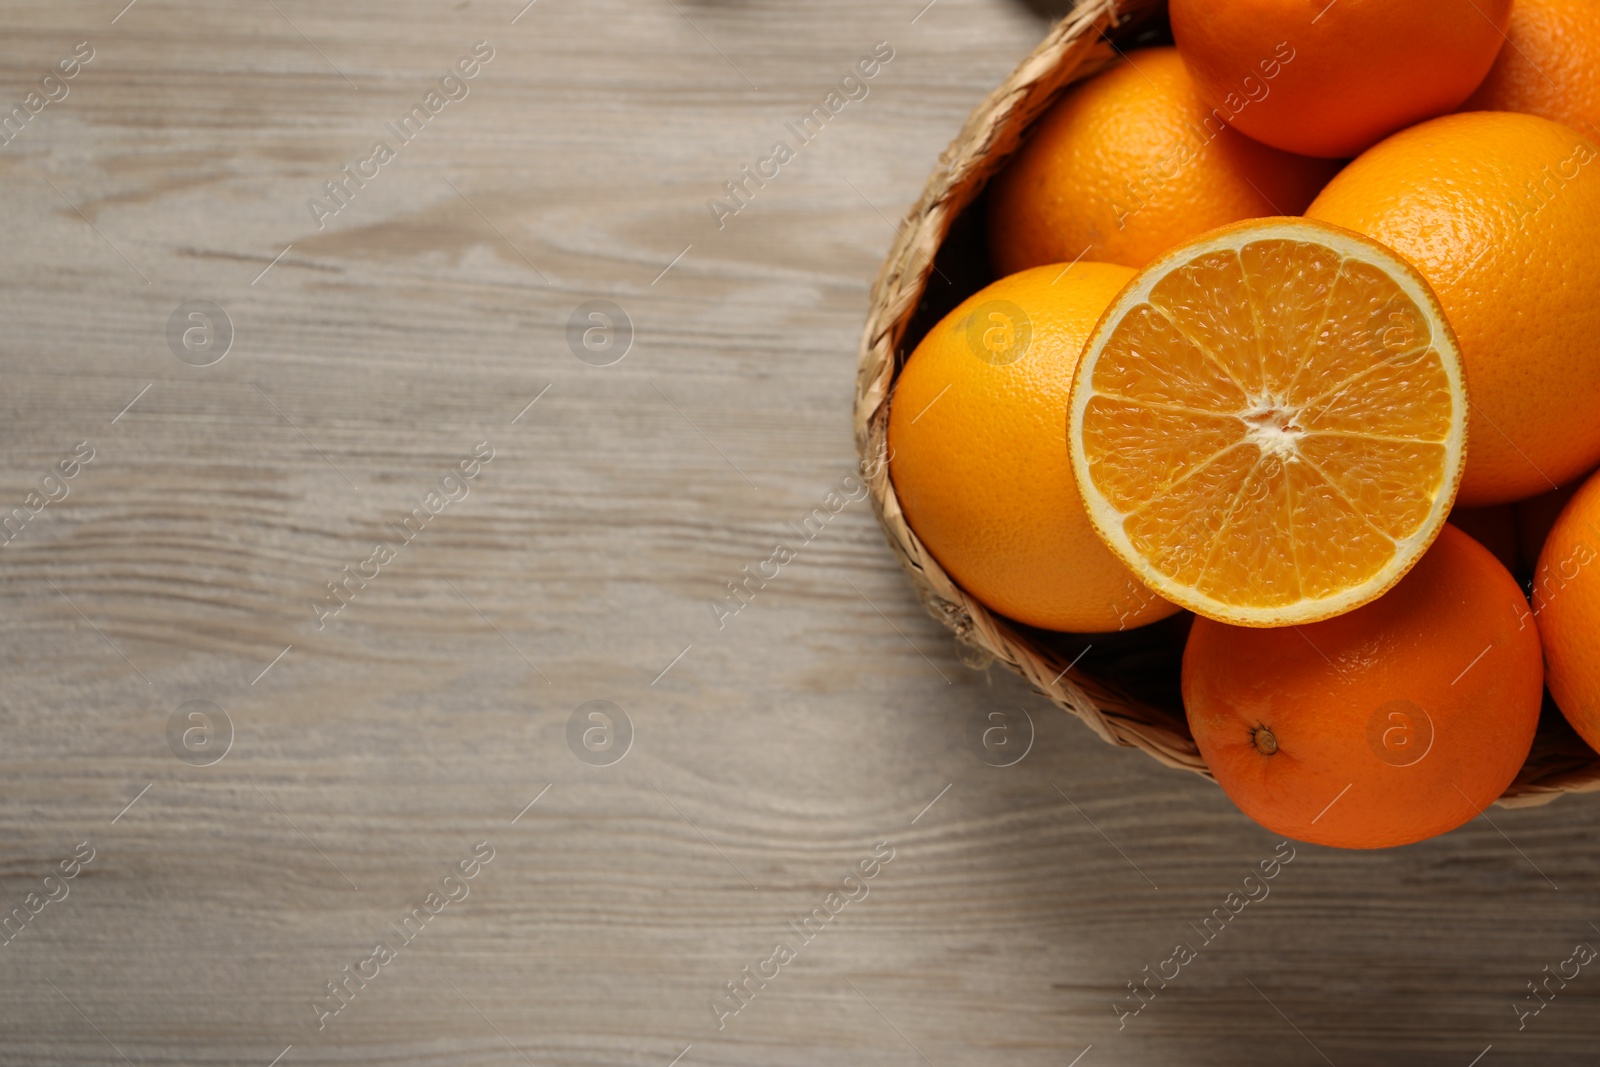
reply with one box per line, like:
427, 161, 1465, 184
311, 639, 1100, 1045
1184, 526, 1544, 850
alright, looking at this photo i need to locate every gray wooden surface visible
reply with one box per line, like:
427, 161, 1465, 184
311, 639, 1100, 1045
1, 1, 1598, 1064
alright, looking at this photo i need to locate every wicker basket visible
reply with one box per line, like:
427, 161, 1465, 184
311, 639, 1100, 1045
853, 0, 1600, 807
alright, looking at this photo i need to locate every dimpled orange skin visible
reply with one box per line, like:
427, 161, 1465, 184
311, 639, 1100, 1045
1171, 0, 1512, 158
1184, 526, 1543, 850
986, 48, 1337, 275
1534, 468, 1600, 752
1466, 0, 1600, 136
887, 263, 1180, 633
1308, 112, 1600, 506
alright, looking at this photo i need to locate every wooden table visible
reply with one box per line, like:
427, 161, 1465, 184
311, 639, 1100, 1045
1, 1, 1597, 1063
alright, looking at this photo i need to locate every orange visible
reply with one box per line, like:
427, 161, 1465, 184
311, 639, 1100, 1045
1533, 467, 1600, 752
986, 47, 1336, 275
887, 263, 1179, 633
1171, 0, 1512, 158
1466, 0, 1600, 138
1067, 217, 1467, 628
1185, 525, 1544, 850
1308, 112, 1600, 506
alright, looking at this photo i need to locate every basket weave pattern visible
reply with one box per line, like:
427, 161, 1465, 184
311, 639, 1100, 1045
852, 0, 1600, 807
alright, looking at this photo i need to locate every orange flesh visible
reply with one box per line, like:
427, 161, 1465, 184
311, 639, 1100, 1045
1080, 237, 1458, 613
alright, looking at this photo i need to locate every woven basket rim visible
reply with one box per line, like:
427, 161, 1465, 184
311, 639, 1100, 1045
850, 0, 1600, 809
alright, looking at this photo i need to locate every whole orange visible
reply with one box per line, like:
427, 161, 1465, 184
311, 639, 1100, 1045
1466, 0, 1600, 137
1307, 112, 1600, 506
1533, 468, 1600, 751
1184, 526, 1543, 849
986, 47, 1336, 275
887, 263, 1178, 633
1171, 0, 1511, 158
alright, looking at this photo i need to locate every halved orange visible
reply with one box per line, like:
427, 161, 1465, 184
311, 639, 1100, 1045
1066, 218, 1468, 627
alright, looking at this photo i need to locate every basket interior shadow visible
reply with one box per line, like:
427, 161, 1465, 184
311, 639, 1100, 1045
855, 0, 1600, 807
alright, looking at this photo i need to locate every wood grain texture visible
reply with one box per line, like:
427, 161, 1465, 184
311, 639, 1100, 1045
0, 1, 1598, 1064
